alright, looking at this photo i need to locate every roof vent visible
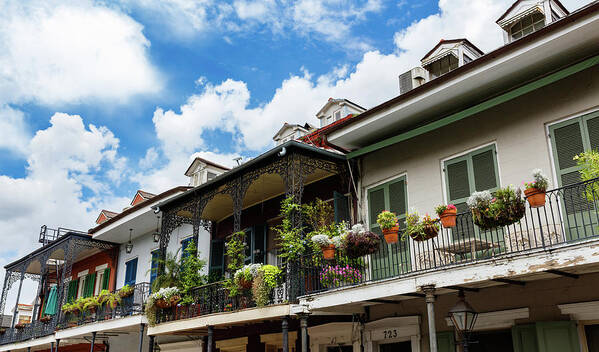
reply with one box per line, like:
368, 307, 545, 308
399, 67, 428, 95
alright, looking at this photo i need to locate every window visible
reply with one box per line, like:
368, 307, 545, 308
209, 239, 225, 279
207, 171, 217, 181
426, 54, 459, 79
124, 258, 138, 286
334, 191, 351, 223
150, 250, 160, 287
94, 266, 111, 296
510, 12, 545, 40
181, 237, 194, 259
463, 54, 473, 64
77, 273, 96, 298
326, 115, 333, 124
243, 225, 267, 264
334, 110, 342, 121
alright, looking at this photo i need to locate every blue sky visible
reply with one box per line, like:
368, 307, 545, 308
0, 0, 592, 304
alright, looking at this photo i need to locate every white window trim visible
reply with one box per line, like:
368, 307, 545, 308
95, 263, 108, 272
77, 270, 89, 278
439, 141, 502, 204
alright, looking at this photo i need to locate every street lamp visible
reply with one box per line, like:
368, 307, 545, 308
126, 228, 134, 254
152, 215, 161, 243
448, 290, 478, 352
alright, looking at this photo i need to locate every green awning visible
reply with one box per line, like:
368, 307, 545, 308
43, 286, 58, 316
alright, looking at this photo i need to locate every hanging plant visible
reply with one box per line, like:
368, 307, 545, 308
523, 169, 549, 208
467, 187, 526, 230
341, 224, 380, 258
404, 212, 439, 241
435, 204, 457, 228
377, 211, 399, 244
118, 284, 135, 298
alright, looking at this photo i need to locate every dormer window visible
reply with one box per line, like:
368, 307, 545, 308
426, 54, 459, 79
509, 11, 545, 40
334, 110, 342, 121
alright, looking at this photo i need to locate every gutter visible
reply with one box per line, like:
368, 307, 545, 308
346, 53, 599, 159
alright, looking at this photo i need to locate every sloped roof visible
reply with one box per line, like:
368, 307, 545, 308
496, 0, 569, 23
95, 210, 119, 224
184, 157, 231, 177
421, 38, 484, 62
315, 98, 366, 117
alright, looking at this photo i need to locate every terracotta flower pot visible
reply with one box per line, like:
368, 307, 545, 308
410, 225, 439, 242
524, 188, 546, 208
382, 226, 399, 244
239, 278, 253, 289
321, 244, 336, 260
439, 208, 457, 228
156, 299, 171, 309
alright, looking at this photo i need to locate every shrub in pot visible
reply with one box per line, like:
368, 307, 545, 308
83, 296, 100, 315
234, 263, 262, 290
435, 204, 457, 228
118, 284, 135, 298
404, 212, 439, 241
467, 186, 526, 230
341, 224, 380, 258
377, 211, 399, 244
524, 169, 549, 208
251, 265, 282, 307
311, 234, 335, 259
320, 265, 362, 288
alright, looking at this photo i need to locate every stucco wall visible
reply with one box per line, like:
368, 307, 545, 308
359, 65, 599, 223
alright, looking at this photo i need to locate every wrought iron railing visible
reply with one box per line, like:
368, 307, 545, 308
156, 277, 288, 324
39, 225, 87, 245
56, 282, 150, 330
298, 178, 599, 294
0, 317, 56, 345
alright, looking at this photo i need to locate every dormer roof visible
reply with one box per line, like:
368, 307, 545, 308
273, 123, 316, 140
315, 98, 366, 118
184, 157, 230, 177
131, 190, 156, 206
496, 0, 569, 24
421, 39, 484, 66
95, 210, 119, 225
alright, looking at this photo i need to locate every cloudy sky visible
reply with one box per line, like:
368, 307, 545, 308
0, 0, 593, 305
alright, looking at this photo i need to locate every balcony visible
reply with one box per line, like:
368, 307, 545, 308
0, 318, 56, 345
57, 282, 150, 330
155, 278, 289, 325
38, 225, 87, 245
298, 177, 599, 295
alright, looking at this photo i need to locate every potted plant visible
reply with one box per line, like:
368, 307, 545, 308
377, 211, 399, 244
40, 315, 52, 324
524, 169, 549, 208
118, 284, 135, 298
341, 224, 380, 258
153, 287, 179, 309
404, 212, 439, 241
435, 204, 457, 228
234, 264, 262, 290
83, 296, 100, 315
467, 186, 526, 230
320, 265, 362, 288
311, 234, 335, 259
251, 265, 282, 307
15, 323, 27, 330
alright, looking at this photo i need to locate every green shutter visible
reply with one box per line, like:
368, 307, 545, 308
333, 191, 351, 223
446, 159, 471, 202
84, 273, 96, 297
512, 324, 539, 352
553, 121, 585, 175
66, 279, 78, 303
388, 179, 407, 223
472, 149, 498, 191
536, 321, 580, 352
436, 331, 456, 352
102, 268, 110, 290
368, 187, 386, 230
586, 115, 599, 151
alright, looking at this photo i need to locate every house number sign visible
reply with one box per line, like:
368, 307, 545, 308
383, 329, 398, 339
371, 328, 402, 341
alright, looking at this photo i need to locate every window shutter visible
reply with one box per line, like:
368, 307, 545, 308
368, 188, 386, 228
150, 251, 159, 286
84, 273, 96, 297
446, 160, 470, 202
125, 259, 138, 286
472, 149, 497, 191
66, 279, 78, 303
536, 321, 580, 352
586, 116, 599, 151
512, 324, 539, 352
209, 239, 225, 278
102, 268, 110, 290
333, 191, 350, 223
388, 180, 407, 222
553, 122, 584, 176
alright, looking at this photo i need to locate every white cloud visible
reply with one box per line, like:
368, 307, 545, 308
0, 0, 162, 106
0, 105, 30, 155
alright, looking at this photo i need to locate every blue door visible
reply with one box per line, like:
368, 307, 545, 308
150, 250, 159, 287
124, 258, 138, 286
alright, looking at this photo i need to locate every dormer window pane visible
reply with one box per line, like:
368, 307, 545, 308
510, 12, 545, 41
426, 54, 459, 79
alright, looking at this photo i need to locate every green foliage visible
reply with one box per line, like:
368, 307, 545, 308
179, 240, 207, 301
575, 151, 599, 201
434, 204, 456, 217
302, 198, 334, 233
467, 187, 526, 230
145, 295, 158, 326
151, 250, 181, 292
251, 265, 282, 307
225, 231, 246, 274
118, 284, 135, 298
82, 296, 100, 311
274, 197, 307, 262
524, 168, 549, 191
376, 210, 398, 230
404, 212, 438, 240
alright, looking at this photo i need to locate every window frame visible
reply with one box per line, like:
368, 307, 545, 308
366, 174, 409, 233
509, 11, 545, 41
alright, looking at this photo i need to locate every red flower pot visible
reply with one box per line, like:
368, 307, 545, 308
524, 188, 546, 208
382, 226, 399, 244
321, 244, 336, 260
439, 208, 457, 228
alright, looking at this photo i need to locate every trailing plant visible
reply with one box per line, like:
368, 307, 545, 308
376, 210, 398, 230
435, 204, 457, 217
225, 231, 246, 275
145, 295, 158, 326
524, 168, 549, 191
341, 224, 380, 258
404, 212, 439, 240
467, 186, 526, 230
274, 197, 307, 263
320, 265, 362, 288
103, 292, 121, 309
118, 284, 135, 298
82, 296, 100, 312
310, 234, 332, 247
251, 265, 282, 307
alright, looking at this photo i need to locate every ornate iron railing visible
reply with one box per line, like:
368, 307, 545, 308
38, 225, 87, 245
155, 277, 288, 324
298, 178, 599, 294
56, 282, 150, 330
0, 317, 56, 345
